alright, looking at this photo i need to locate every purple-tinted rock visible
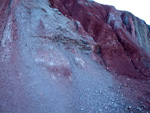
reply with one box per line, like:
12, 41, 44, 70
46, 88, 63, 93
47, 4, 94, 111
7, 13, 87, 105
51, 0, 150, 79
0, 0, 150, 112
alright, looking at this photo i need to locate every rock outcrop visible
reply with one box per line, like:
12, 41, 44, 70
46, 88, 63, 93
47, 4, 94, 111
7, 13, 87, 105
51, 0, 150, 79
0, 0, 150, 113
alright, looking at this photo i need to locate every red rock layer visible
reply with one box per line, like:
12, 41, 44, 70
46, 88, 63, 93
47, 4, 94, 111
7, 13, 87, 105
51, 0, 150, 79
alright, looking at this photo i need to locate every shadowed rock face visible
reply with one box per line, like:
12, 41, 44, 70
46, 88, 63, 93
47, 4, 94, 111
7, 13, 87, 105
0, 0, 150, 113
51, 0, 150, 79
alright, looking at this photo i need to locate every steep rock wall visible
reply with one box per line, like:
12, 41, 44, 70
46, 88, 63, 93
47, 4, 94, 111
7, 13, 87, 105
51, 0, 150, 79
0, 0, 150, 112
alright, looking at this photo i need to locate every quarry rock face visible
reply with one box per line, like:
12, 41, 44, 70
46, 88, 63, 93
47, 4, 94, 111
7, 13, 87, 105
0, 0, 150, 113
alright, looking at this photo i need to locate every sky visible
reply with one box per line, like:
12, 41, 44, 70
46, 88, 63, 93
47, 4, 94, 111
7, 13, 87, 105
94, 0, 150, 25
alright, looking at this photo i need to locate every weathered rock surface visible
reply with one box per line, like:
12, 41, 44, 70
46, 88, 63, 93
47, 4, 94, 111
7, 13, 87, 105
51, 0, 150, 79
0, 0, 150, 113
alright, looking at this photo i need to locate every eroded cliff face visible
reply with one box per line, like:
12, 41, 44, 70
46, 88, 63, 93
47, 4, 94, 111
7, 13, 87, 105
0, 0, 150, 113
51, 0, 150, 79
